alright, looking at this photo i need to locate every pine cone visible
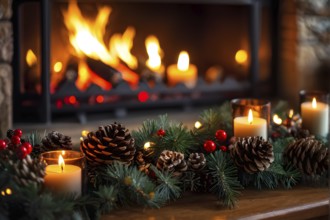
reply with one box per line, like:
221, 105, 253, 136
80, 123, 136, 166
187, 153, 206, 171
135, 151, 151, 174
11, 155, 46, 187
157, 150, 187, 177
230, 136, 274, 174
283, 137, 328, 175
41, 131, 73, 152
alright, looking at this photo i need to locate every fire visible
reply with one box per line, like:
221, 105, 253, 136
177, 51, 189, 71
312, 97, 317, 109
109, 27, 138, 70
62, 0, 138, 90
26, 49, 37, 67
248, 109, 253, 124
58, 155, 65, 172
145, 35, 164, 74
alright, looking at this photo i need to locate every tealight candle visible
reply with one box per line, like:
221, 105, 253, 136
44, 155, 82, 196
167, 51, 197, 88
234, 109, 268, 140
301, 97, 329, 137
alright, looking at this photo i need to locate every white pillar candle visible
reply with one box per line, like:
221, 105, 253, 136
301, 97, 329, 137
44, 155, 82, 196
234, 109, 268, 140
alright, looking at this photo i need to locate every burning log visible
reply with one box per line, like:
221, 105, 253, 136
86, 57, 122, 86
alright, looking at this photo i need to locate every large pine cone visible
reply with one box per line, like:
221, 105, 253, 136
187, 153, 206, 171
230, 136, 274, 174
157, 150, 187, 177
41, 131, 73, 151
10, 155, 46, 187
283, 137, 328, 175
135, 151, 151, 174
80, 123, 136, 166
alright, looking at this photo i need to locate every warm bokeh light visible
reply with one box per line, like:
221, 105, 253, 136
248, 109, 253, 124
26, 49, 37, 67
53, 62, 63, 73
96, 95, 104, 103
194, 121, 202, 129
138, 91, 149, 102
5, 188, 11, 195
81, 130, 89, 137
177, 51, 189, 71
273, 114, 282, 125
235, 49, 248, 64
312, 97, 317, 109
289, 109, 294, 118
68, 96, 77, 105
144, 142, 151, 150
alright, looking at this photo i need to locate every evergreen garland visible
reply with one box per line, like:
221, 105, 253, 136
0, 101, 328, 219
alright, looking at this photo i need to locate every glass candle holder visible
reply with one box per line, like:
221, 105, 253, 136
40, 150, 85, 196
231, 98, 271, 140
299, 90, 329, 137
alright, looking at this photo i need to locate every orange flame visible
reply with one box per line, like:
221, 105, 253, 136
62, 0, 138, 90
145, 35, 164, 74
26, 49, 37, 67
248, 109, 253, 124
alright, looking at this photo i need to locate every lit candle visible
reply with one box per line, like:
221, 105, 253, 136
301, 97, 329, 137
167, 51, 197, 88
234, 109, 268, 140
44, 155, 82, 196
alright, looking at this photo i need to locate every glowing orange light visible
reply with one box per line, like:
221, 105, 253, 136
177, 51, 189, 71
58, 155, 65, 172
289, 109, 294, 118
138, 91, 149, 102
312, 97, 317, 109
26, 49, 37, 67
248, 109, 253, 124
145, 35, 164, 73
53, 62, 63, 73
96, 95, 104, 103
235, 50, 248, 64
68, 96, 77, 105
194, 121, 202, 129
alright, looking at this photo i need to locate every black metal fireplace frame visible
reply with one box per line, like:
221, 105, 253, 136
13, 0, 279, 123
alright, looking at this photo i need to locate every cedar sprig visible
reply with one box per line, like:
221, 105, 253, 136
206, 150, 242, 208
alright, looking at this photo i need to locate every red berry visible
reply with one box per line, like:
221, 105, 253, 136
220, 146, 227, 152
11, 135, 21, 145
22, 142, 33, 154
203, 140, 216, 153
0, 139, 7, 150
17, 145, 28, 159
157, 129, 166, 137
215, 130, 227, 142
14, 129, 23, 138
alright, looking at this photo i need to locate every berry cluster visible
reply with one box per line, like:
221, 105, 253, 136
0, 129, 32, 159
203, 129, 228, 153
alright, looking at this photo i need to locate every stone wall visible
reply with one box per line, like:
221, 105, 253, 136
0, 0, 12, 137
279, 0, 330, 105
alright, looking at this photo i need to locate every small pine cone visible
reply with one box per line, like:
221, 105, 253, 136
11, 155, 46, 187
135, 151, 151, 174
230, 136, 274, 174
290, 128, 311, 139
283, 137, 328, 175
187, 153, 206, 171
81, 123, 136, 166
42, 131, 73, 151
157, 150, 187, 177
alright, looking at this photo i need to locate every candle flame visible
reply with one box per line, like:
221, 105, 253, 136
177, 51, 189, 71
289, 109, 294, 118
273, 114, 282, 125
312, 97, 317, 109
144, 142, 151, 150
235, 49, 248, 65
62, 150, 65, 155
248, 109, 253, 124
58, 155, 65, 172
26, 49, 37, 67
194, 121, 202, 129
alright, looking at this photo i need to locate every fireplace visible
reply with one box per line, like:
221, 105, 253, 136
12, 0, 279, 123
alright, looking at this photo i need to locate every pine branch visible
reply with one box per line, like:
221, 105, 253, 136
151, 165, 182, 203
93, 185, 118, 214
102, 162, 160, 208
182, 171, 202, 192
206, 151, 242, 208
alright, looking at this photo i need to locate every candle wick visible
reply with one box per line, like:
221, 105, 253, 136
61, 164, 64, 173
249, 122, 252, 125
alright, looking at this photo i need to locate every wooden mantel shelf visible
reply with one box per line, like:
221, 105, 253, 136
102, 187, 329, 220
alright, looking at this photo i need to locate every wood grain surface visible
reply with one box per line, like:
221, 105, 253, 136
102, 186, 329, 220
